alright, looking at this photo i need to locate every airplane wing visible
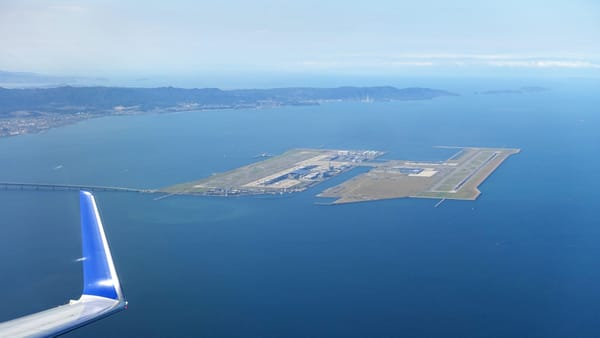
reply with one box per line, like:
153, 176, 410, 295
0, 191, 127, 337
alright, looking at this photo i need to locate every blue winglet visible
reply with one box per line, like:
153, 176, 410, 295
80, 191, 123, 301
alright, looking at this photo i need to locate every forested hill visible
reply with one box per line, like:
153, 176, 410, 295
0, 86, 456, 115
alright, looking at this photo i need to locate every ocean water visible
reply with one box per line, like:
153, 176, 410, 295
0, 78, 599, 337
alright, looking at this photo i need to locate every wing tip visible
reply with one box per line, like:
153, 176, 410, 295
80, 190, 125, 302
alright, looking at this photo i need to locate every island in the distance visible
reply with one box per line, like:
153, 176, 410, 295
162, 146, 520, 204
0, 85, 456, 137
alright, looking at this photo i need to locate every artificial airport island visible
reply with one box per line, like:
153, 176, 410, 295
162, 146, 520, 204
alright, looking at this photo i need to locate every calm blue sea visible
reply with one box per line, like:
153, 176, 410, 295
0, 78, 599, 337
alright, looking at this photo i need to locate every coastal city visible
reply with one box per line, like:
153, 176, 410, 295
0, 112, 92, 137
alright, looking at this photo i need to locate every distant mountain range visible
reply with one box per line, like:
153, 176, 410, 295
0, 85, 456, 115
0, 70, 102, 88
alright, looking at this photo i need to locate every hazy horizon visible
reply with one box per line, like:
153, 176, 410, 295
1, 0, 599, 80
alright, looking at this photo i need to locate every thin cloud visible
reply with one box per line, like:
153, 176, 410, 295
387, 61, 435, 67
487, 60, 600, 69
294, 54, 600, 70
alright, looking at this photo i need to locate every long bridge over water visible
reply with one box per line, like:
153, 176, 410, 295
0, 182, 157, 194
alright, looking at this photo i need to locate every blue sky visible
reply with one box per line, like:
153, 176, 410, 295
1, 0, 599, 78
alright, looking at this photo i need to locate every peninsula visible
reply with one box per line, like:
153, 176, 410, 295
0, 85, 456, 137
